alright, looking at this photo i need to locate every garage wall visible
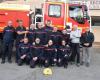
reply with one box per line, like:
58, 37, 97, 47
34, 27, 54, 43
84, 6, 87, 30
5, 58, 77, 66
92, 26, 100, 42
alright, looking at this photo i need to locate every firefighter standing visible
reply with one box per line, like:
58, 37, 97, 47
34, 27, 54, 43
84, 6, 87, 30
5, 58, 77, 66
48, 27, 62, 49
16, 20, 28, 63
35, 22, 47, 45
61, 30, 70, 45
1, 21, 15, 64
27, 24, 36, 44
44, 20, 53, 32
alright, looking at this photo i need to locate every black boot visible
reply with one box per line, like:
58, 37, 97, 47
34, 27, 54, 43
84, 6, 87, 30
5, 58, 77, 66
18, 59, 23, 66
64, 62, 68, 68
30, 60, 35, 68
1, 60, 5, 64
8, 59, 12, 63
64, 64, 68, 68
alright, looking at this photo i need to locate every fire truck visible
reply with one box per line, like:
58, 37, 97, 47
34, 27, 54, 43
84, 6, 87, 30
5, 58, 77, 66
0, 1, 90, 55
35, 1, 90, 32
0, 3, 30, 33
0, 1, 90, 34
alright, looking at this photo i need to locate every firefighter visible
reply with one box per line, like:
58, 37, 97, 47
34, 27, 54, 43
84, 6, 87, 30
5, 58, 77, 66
44, 20, 53, 32
48, 27, 62, 49
27, 24, 36, 44
61, 30, 70, 45
44, 40, 57, 67
17, 38, 31, 66
1, 21, 15, 64
35, 22, 47, 45
57, 40, 71, 68
16, 20, 28, 63
70, 25, 81, 67
30, 38, 44, 68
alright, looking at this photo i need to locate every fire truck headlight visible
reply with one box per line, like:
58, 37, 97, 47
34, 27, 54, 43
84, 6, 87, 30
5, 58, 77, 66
27, 14, 29, 16
5, 13, 8, 15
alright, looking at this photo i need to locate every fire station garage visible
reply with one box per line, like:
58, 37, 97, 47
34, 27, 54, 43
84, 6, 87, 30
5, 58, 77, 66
90, 10, 100, 42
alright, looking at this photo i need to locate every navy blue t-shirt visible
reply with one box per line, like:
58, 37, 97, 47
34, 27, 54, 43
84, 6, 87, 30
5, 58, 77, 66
16, 26, 26, 41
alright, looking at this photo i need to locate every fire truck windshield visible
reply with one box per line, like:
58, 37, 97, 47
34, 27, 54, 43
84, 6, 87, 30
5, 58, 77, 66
49, 4, 61, 17
69, 6, 85, 24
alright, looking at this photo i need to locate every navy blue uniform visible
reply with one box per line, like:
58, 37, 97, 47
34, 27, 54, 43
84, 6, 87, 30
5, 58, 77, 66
57, 45, 71, 67
61, 33, 70, 45
16, 26, 26, 44
48, 31, 62, 48
44, 45, 57, 67
30, 44, 44, 68
35, 28, 47, 45
2, 26, 15, 62
15, 26, 26, 62
44, 25, 53, 32
18, 43, 31, 66
27, 29, 36, 44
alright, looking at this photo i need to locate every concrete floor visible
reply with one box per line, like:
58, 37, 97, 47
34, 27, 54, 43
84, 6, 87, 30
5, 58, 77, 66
0, 47, 100, 80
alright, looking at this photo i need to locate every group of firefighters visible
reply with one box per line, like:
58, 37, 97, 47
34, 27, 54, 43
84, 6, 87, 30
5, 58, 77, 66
1, 20, 94, 68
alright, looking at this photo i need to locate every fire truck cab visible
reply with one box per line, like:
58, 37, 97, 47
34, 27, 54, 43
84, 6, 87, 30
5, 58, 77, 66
37, 1, 90, 32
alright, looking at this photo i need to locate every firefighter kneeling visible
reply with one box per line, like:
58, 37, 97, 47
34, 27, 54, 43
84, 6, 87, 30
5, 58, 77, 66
57, 40, 71, 68
44, 40, 57, 67
17, 38, 31, 66
30, 38, 44, 68
17, 36, 71, 68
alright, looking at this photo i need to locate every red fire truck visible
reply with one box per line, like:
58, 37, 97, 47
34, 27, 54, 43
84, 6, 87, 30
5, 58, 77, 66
0, 3, 30, 33
0, 1, 90, 33
43, 1, 90, 32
